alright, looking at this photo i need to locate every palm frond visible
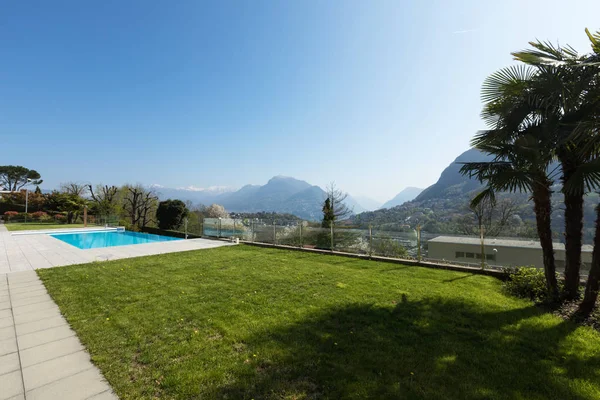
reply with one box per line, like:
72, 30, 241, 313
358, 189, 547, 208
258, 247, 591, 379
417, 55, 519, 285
470, 187, 496, 209
563, 157, 600, 194
481, 65, 536, 104
585, 28, 600, 55
512, 40, 576, 65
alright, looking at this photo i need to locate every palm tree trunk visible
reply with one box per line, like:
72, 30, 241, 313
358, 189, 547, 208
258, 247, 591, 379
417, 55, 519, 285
579, 203, 600, 315
532, 182, 558, 298
561, 162, 585, 300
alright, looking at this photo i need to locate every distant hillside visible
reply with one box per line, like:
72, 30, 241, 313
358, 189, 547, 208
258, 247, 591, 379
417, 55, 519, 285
381, 187, 423, 209
350, 147, 597, 243
153, 176, 361, 221
414, 148, 492, 202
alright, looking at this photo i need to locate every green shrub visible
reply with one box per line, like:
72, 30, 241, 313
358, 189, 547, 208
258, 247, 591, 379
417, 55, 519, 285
503, 266, 560, 302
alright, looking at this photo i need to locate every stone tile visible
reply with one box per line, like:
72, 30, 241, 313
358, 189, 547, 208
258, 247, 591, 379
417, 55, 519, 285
25, 367, 113, 400
11, 300, 58, 316
7, 271, 38, 283
0, 300, 11, 311
0, 336, 17, 357
0, 316, 13, 329
15, 315, 66, 336
0, 370, 23, 400
9, 288, 47, 301
6, 394, 25, 400
20, 335, 84, 368
0, 352, 20, 376
7, 283, 46, 295
87, 390, 119, 400
10, 293, 52, 308
13, 307, 62, 325
0, 325, 15, 341
17, 324, 75, 350
22, 350, 92, 390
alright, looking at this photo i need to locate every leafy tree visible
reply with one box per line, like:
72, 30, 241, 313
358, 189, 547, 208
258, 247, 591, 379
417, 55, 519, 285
324, 182, 352, 249
34, 186, 42, 194
204, 204, 229, 218
156, 199, 189, 230
0, 166, 42, 191
460, 66, 560, 298
45, 191, 87, 224
321, 198, 334, 228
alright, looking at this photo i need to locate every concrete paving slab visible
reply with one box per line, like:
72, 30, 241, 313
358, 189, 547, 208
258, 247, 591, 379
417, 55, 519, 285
15, 315, 67, 336
17, 324, 76, 350
22, 351, 93, 391
0, 370, 23, 400
20, 336, 84, 368
0, 316, 14, 329
9, 288, 48, 300
87, 390, 118, 400
0, 351, 20, 376
13, 308, 62, 325
0, 325, 16, 341
10, 293, 53, 308
25, 367, 117, 400
0, 336, 17, 357
11, 301, 59, 316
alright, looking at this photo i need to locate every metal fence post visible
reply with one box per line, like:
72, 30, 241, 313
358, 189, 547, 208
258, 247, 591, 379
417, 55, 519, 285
299, 222, 303, 248
251, 220, 254, 242
233, 219, 236, 238
417, 224, 422, 262
369, 225, 373, 258
330, 224, 334, 252
480, 225, 485, 270
273, 221, 276, 245
184, 217, 188, 239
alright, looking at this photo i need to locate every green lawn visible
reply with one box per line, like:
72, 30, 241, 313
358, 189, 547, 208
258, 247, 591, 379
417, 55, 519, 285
38, 245, 600, 400
4, 223, 87, 231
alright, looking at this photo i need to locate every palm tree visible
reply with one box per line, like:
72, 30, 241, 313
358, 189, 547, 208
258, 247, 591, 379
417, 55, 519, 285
511, 29, 600, 300
460, 66, 559, 298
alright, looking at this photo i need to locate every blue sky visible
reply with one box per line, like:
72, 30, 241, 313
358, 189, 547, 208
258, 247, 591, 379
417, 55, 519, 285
1, 1, 599, 203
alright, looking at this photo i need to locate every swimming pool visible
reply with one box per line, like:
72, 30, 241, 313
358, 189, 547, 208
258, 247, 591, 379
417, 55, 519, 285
50, 230, 181, 249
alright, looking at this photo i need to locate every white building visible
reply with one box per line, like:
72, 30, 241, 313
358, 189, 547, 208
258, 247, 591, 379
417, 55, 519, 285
427, 236, 593, 271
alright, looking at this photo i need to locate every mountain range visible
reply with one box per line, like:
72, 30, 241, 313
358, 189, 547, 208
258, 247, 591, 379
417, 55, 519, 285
151, 149, 497, 221
152, 176, 383, 220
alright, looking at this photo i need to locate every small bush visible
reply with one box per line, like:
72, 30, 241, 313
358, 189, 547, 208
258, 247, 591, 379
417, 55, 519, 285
31, 211, 49, 221
3, 211, 18, 221
503, 266, 560, 303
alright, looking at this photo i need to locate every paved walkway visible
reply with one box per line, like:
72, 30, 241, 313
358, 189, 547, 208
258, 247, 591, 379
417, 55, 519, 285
0, 225, 235, 399
1, 271, 117, 399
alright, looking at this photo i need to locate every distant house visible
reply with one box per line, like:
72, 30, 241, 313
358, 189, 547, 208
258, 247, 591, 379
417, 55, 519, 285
427, 235, 592, 271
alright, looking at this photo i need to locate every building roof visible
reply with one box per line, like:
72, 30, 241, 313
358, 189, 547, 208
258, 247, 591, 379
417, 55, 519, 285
428, 235, 593, 252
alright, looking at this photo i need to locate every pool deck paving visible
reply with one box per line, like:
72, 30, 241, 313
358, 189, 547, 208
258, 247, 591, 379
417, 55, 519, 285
0, 225, 235, 399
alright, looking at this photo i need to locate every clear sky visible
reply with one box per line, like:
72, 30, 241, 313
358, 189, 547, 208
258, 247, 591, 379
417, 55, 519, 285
1, 1, 599, 203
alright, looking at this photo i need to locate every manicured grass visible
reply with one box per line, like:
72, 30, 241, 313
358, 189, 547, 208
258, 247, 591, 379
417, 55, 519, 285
38, 245, 600, 400
4, 223, 87, 231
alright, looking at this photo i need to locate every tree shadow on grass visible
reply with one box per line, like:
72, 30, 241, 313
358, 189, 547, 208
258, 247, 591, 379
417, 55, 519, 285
207, 297, 600, 400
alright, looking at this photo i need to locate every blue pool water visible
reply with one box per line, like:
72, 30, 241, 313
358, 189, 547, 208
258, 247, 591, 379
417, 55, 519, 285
50, 230, 181, 249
